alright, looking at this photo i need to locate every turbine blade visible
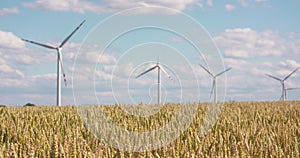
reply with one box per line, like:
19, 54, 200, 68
22, 38, 56, 49
160, 66, 173, 81
286, 88, 300, 91
216, 67, 232, 77
209, 80, 216, 99
284, 67, 299, 81
136, 66, 157, 78
58, 51, 67, 87
265, 73, 282, 82
199, 64, 214, 77
59, 20, 86, 48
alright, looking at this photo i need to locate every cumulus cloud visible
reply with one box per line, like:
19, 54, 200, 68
206, 0, 213, 6
0, 63, 25, 88
23, 0, 103, 14
22, 0, 271, 13
225, 4, 235, 11
213, 28, 298, 58
9, 53, 39, 65
23, 0, 202, 14
0, 30, 25, 49
0, 55, 5, 65
255, 0, 268, 2
0, 7, 19, 16
0, 64, 14, 73
77, 51, 117, 65
237, 0, 249, 7
0, 72, 59, 106
279, 60, 300, 69
220, 50, 299, 100
237, 0, 269, 7
222, 57, 300, 101
211, 27, 300, 101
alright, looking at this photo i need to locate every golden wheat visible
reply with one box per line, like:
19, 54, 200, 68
0, 101, 300, 157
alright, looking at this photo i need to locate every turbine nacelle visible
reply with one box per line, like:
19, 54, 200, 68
57, 47, 62, 52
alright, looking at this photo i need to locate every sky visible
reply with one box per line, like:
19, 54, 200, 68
1, 0, 300, 106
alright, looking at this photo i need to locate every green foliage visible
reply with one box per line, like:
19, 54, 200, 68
23, 103, 36, 107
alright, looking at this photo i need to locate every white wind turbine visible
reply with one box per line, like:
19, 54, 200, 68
22, 20, 86, 106
199, 64, 231, 103
284, 87, 300, 100
265, 67, 299, 101
136, 58, 173, 105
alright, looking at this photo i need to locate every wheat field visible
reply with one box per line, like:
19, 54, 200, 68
1, 101, 300, 157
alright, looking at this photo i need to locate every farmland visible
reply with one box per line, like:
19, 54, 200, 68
1, 101, 300, 157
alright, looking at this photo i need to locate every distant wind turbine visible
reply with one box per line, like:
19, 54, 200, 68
199, 64, 231, 103
265, 67, 299, 101
284, 87, 300, 100
136, 58, 173, 105
22, 20, 86, 106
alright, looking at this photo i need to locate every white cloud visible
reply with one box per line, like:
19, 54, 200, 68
237, 0, 249, 7
225, 4, 235, 11
214, 27, 300, 101
0, 72, 64, 105
0, 63, 25, 78
206, 0, 213, 6
23, 0, 103, 14
255, 0, 268, 2
0, 7, 19, 16
100, 54, 117, 64
30, 73, 56, 81
23, 0, 202, 14
0, 78, 26, 87
0, 56, 5, 65
171, 36, 184, 42
213, 28, 297, 58
237, 0, 269, 7
279, 60, 300, 69
77, 51, 117, 65
10, 53, 39, 65
0, 30, 25, 49
214, 27, 300, 102
95, 69, 113, 81
102, 0, 202, 12
0, 64, 14, 73
0, 63, 25, 88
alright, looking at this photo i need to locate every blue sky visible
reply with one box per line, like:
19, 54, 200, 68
1, 0, 300, 106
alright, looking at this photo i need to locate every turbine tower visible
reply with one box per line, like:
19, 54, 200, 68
199, 64, 231, 103
22, 20, 86, 106
265, 67, 299, 101
136, 58, 173, 105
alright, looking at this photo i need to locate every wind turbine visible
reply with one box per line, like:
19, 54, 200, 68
284, 87, 300, 100
136, 58, 173, 105
265, 67, 299, 101
22, 20, 86, 106
199, 64, 231, 103
285, 87, 300, 100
